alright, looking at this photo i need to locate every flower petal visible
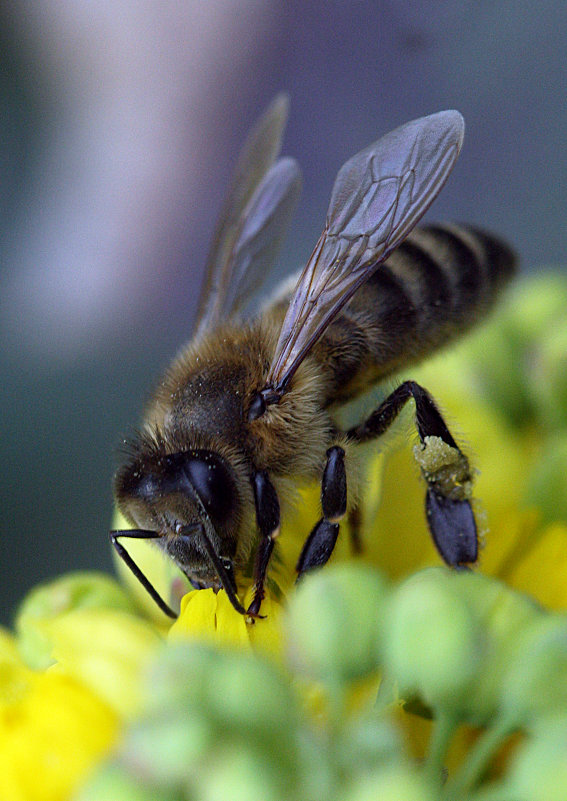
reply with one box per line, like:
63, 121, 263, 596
0, 672, 117, 801
46, 608, 162, 718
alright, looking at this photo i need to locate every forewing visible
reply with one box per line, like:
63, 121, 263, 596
194, 93, 298, 336
265, 110, 465, 391
218, 157, 301, 321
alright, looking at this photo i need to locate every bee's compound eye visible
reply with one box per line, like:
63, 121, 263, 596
183, 451, 236, 524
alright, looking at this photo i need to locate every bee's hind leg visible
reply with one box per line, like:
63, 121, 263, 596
348, 506, 363, 554
347, 380, 478, 568
296, 445, 347, 578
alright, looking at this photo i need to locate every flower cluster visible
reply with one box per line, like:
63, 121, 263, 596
1, 273, 567, 801
85, 564, 567, 801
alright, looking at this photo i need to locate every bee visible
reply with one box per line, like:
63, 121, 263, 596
112, 94, 516, 619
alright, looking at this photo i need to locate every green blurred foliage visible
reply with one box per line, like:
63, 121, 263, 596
77, 564, 567, 801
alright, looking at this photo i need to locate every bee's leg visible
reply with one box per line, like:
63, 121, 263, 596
247, 470, 281, 617
347, 380, 477, 567
348, 506, 363, 554
296, 445, 347, 577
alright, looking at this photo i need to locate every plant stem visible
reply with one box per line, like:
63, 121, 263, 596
423, 710, 457, 790
443, 715, 515, 800
472, 784, 514, 801
325, 679, 348, 801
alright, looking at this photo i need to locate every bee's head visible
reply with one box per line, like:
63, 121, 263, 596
114, 446, 241, 578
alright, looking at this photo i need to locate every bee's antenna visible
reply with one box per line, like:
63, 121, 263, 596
109, 529, 178, 619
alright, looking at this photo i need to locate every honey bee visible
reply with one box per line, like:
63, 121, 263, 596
112, 95, 516, 619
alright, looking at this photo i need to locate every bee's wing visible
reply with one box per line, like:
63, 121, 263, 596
265, 110, 465, 393
194, 94, 301, 337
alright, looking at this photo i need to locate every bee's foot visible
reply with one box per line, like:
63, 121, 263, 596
426, 489, 478, 566
245, 596, 267, 621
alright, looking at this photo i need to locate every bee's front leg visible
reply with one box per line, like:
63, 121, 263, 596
296, 445, 347, 577
248, 469, 280, 617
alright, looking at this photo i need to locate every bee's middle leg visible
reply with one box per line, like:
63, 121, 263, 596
296, 445, 347, 578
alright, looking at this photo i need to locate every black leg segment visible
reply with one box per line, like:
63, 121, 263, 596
248, 469, 281, 617
198, 527, 247, 615
296, 519, 340, 574
321, 445, 347, 521
297, 446, 347, 577
348, 380, 457, 447
426, 489, 478, 565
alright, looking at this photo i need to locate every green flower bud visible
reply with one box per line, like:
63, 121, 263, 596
146, 643, 298, 745
149, 643, 296, 730
502, 614, 567, 727
75, 763, 179, 801
205, 649, 298, 738
145, 643, 220, 713
296, 730, 336, 801
194, 742, 296, 801
461, 315, 531, 427
505, 274, 567, 345
285, 563, 389, 683
344, 764, 434, 801
337, 713, 402, 778
499, 274, 567, 429
525, 434, 567, 526
448, 570, 542, 725
459, 274, 567, 428
507, 717, 567, 801
15, 572, 136, 670
122, 712, 213, 784
383, 568, 483, 712
528, 317, 567, 430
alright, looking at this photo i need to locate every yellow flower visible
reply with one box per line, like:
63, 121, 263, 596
46, 608, 163, 719
0, 573, 167, 801
0, 627, 118, 801
14, 571, 163, 719
15, 571, 138, 670
502, 522, 567, 611
169, 585, 284, 657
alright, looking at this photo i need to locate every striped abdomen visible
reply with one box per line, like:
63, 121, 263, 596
314, 223, 516, 404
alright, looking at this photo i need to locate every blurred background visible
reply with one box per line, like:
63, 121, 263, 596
1, 1, 566, 623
